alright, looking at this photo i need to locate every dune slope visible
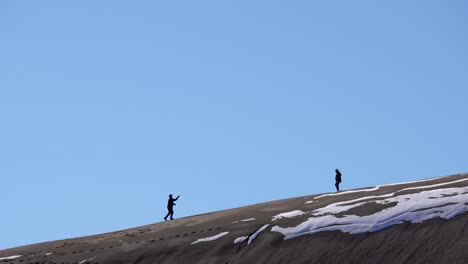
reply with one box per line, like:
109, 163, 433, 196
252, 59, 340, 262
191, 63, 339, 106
2, 173, 468, 264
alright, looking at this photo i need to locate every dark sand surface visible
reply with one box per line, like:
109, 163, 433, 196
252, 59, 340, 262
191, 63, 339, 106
2, 173, 468, 264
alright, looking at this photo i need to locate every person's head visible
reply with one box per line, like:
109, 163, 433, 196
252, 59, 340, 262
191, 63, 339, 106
169, 194, 173, 198
335, 169, 339, 173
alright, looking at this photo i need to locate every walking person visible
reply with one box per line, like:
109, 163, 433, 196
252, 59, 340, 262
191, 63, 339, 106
164, 194, 180, 221
335, 169, 342, 192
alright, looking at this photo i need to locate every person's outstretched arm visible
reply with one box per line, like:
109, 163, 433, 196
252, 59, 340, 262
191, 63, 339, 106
174, 195, 180, 201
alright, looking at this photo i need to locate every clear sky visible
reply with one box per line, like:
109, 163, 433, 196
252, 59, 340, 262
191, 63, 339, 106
1, 0, 467, 250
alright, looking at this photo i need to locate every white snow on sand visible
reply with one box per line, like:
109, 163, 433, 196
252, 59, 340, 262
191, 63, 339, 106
0, 255, 22, 261
377, 175, 446, 187
272, 210, 305, 221
191, 232, 229, 245
78, 257, 95, 264
273, 186, 468, 240
314, 186, 380, 199
248, 224, 270, 244
233, 218, 256, 223
311, 177, 467, 201
304, 178, 468, 218
234, 236, 248, 244
313, 176, 449, 199
45, 252, 52, 256
397, 178, 468, 192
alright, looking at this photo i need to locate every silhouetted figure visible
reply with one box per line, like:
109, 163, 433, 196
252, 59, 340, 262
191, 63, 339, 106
164, 194, 180, 221
335, 169, 342, 191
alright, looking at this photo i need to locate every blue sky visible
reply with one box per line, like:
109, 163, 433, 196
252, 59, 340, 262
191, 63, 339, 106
1, 0, 467, 250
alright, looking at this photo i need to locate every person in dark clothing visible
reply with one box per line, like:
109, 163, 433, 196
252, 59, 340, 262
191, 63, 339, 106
335, 169, 342, 192
164, 194, 180, 221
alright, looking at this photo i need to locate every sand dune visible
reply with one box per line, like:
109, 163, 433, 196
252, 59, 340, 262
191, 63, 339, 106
2, 173, 468, 264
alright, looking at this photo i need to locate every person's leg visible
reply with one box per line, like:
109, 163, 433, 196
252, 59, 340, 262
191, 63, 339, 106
170, 208, 174, 220
335, 181, 339, 192
164, 210, 170, 221
164, 207, 171, 220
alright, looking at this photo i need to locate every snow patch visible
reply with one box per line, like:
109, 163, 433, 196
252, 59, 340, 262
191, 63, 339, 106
313, 177, 467, 200
379, 175, 446, 187
78, 257, 95, 264
397, 178, 468, 192
0, 255, 22, 261
314, 187, 379, 199
45, 252, 52, 256
248, 224, 270, 245
312, 178, 468, 214
233, 218, 256, 223
272, 186, 468, 240
191, 232, 229, 245
234, 236, 248, 244
272, 210, 305, 221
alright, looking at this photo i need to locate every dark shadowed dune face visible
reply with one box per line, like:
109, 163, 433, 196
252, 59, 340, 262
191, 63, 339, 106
2, 173, 468, 264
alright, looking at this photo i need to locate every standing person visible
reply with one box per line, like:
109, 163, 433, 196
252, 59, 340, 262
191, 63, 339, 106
164, 194, 180, 221
335, 169, 342, 192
